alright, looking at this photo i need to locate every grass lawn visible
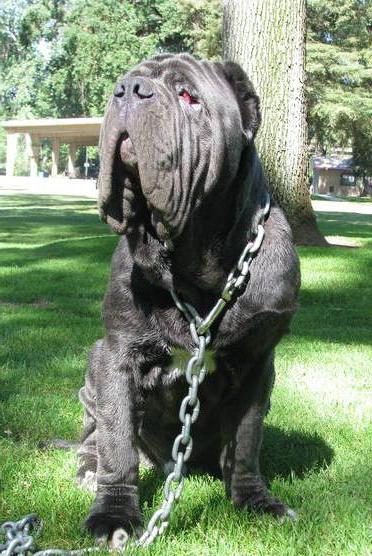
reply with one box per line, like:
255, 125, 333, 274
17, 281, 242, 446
0, 195, 371, 555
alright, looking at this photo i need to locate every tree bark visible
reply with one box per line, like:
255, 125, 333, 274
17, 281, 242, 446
223, 0, 327, 246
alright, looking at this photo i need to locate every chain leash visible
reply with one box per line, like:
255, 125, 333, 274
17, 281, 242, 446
1, 194, 270, 555
135, 311, 211, 548
0, 514, 99, 556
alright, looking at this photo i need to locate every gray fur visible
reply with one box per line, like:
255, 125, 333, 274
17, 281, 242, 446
78, 53, 300, 540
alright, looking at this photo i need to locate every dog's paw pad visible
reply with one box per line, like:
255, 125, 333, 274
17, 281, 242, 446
109, 528, 130, 549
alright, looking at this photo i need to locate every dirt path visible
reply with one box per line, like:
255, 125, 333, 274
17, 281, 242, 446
312, 199, 372, 215
0, 176, 97, 198
1, 178, 371, 218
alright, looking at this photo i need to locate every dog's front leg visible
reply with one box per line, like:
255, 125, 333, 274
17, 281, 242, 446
84, 340, 143, 541
220, 352, 295, 519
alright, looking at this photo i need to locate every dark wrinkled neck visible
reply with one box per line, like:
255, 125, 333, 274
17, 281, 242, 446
170, 145, 265, 295
128, 145, 266, 310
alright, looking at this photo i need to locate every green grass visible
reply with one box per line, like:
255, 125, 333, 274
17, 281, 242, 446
1, 194, 371, 556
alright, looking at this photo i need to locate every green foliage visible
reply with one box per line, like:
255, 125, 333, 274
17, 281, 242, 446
45, 0, 221, 116
0, 128, 5, 171
0, 0, 222, 118
14, 135, 29, 175
307, 0, 372, 175
352, 120, 372, 194
0, 0, 66, 119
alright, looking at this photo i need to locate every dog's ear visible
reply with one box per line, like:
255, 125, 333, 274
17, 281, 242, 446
222, 61, 261, 141
97, 98, 138, 234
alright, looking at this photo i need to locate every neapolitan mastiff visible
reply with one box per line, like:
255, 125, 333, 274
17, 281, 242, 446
77, 53, 300, 541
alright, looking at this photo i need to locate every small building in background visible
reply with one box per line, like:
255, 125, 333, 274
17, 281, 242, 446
311, 156, 361, 197
1, 117, 102, 178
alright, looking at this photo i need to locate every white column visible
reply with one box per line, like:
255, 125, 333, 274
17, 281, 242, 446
6, 133, 18, 177
68, 144, 77, 177
26, 134, 40, 178
51, 139, 60, 177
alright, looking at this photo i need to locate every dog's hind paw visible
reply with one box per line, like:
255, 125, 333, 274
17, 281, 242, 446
249, 495, 289, 517
247, 494, 298, 520
232, 476, 296, 519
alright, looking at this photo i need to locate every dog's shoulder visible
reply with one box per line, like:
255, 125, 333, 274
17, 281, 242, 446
213, 205, 299, 348
244, 204, 300, 314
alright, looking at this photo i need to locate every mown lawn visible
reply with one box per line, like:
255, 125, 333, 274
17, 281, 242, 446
0, 195, 371, 555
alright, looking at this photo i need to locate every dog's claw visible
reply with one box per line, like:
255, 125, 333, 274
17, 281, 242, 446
109, 528, 130, 549
280, 507, 298, 523
286, 508, 298, 520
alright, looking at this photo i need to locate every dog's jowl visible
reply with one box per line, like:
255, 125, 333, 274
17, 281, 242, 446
77, 53, 300, 541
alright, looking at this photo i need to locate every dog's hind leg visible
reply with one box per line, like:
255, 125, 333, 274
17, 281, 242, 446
76, 340, 102, 492
220, 350, 296, 520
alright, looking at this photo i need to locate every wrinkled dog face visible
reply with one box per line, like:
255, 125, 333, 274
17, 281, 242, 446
98, 53, 260, 242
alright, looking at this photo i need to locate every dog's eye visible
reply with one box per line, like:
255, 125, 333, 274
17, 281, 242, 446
179, 89, 199, 106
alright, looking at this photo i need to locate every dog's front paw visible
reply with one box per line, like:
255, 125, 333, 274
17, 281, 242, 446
246, 492, 292, 518
232, 475, 296, 519
84, 484, 143, 542
84, 511, 142, 543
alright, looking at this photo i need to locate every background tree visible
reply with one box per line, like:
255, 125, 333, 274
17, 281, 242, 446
352, 121, 372, 195
306, 0, 372, 181
0, 0, 222, 119
1, 0, 370, 201
224, 0, 326, 245
0, 0, 222, 171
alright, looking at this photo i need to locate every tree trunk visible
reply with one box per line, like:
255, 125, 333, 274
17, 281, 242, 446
223, 0, 327, 246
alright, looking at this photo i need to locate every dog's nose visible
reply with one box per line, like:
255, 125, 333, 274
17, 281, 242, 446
114, 77, 154, 101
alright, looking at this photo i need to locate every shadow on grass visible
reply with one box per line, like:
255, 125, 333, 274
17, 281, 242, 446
261, 426, 333, 481
0, 236, 116, 305
0, 195, 106, 250
136, 424, 333, 510
316, 211, 372, 240
292, 238, 372, 346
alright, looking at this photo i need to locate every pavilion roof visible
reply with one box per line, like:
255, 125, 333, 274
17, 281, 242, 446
1, 117, 103, 145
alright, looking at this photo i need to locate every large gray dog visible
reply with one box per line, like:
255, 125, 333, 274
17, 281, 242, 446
77, 53, 300, 541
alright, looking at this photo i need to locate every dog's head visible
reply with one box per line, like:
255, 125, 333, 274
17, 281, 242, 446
98, 53, 261, 242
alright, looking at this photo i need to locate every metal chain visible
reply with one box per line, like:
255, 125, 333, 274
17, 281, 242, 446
135, 190, 270, 547
0, 514, 100, 556
196, 192, 270, 336
1, 193, 270, 555
136, 315, 211, 548
1, 515, 40, 556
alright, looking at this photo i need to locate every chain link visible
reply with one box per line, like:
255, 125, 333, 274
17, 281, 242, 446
0, 515, 100, 556
196, 193, 270, 336
1, 192, 270, 554
136, 321, 209, 548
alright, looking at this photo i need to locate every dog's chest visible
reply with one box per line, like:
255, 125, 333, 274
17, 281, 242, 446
167, 346, 217, 377
141, 345, 234, 442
